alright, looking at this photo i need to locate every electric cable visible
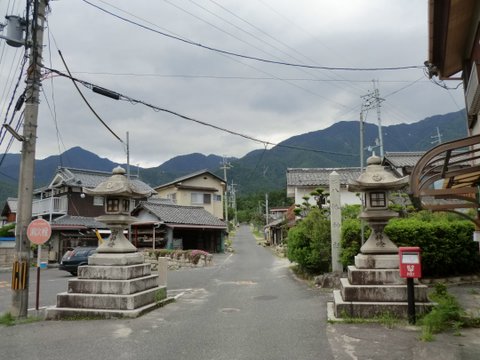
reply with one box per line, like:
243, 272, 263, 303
80, 0, 422, 72
206, 0, 367, 94
42, 65, 358, 158
64, 71, 427, 83
94, 0, 349, 107
56, 50, 124, 144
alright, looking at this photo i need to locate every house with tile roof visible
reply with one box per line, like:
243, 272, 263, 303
131, 198, 227, 253
1, 197, 17, 225
154, 169, 226, 220
382, 152, 425, 177
1, 167, 156, 264
286, 167, 362, 207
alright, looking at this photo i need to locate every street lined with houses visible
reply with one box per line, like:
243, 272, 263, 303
1, 225, 335, 360
2, 226, 480, 359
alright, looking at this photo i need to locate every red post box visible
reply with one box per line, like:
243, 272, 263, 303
399, 247, 422, 278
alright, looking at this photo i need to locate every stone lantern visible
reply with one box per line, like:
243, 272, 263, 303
83, 166, 152, 253
331, 155, 432, 320
349, 155, 409, 255
45, 167, 169, 320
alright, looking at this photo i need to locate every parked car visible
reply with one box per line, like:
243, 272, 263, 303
59, 246, 96, 275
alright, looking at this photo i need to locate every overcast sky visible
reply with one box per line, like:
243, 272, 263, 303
0, 0, 465, 168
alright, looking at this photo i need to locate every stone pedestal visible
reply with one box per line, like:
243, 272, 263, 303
332, 255, 434, 319
46, 253, 172, 319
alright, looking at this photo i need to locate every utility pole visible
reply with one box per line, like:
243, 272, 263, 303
265, 193, 269, 226
11, 0, 48, 318
230, 180, 238, 226
431, 127, 442, 145
220, 157, 232, 226
373, 80, 385, 158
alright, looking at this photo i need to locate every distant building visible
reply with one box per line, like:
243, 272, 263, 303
154, 170, 226, 220
382, 152, 424, 177
286, 167, 362, 207
1, 167, 156, 264
264, 206, 291, 246
131, 198, 227, 253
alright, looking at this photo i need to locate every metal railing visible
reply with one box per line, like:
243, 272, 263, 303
32, 196, 68, 217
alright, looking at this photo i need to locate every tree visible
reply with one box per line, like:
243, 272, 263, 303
287, 207, 331, 274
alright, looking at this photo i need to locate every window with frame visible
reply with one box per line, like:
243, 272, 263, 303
167, 193, 177, 203
107, 198, 120, 212
93, 196, 104, 206
370, 192, 386, 208
214, 194, 222, 202
191, 192, 211, 205
203, 193, 211, 204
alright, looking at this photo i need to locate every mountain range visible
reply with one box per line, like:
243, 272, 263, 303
0, 110, 467, 204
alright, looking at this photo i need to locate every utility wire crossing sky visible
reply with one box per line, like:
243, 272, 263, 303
0, 0, 465, 167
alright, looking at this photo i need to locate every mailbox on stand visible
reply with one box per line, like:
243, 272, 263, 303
399, 247, 422, 324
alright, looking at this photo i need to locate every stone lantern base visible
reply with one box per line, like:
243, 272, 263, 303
331, 254, 434, 319
45, 252, 172, 319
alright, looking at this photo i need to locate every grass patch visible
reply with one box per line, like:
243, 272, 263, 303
0, 312, 42, 326
0, 312, 15, 326
418, 283, 464, 341
334, 310, 403, 329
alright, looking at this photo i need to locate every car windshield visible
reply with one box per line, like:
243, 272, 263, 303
74, 249, 94, 256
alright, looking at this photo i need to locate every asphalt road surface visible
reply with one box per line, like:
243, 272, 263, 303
0, 225, 334, 360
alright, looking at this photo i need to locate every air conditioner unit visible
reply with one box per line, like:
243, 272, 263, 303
466, 62, 480, 115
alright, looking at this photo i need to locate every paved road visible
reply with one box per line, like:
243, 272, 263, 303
3, 226, 480, 359
0, 225, 334, 360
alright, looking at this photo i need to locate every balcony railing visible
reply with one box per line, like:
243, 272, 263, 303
32, 196, 68, 217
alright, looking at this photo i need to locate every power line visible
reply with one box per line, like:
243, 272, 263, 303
67, 71, 426, 83
42, 65, 358, 158
80, 0, 423, 72
56, 50, 124, 144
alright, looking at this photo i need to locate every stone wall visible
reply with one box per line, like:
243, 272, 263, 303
0, 248, 15, 268
143, 251, 213, 271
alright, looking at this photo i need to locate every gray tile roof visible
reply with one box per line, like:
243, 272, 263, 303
51, 215, 107, 229
55, 167, 155, 195
383, 152, 425, 168
286, 168, 362, 187
137, 201, 226, 228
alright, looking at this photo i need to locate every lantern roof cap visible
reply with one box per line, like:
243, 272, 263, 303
349, 155, 409, 191
83, 166, 153, 198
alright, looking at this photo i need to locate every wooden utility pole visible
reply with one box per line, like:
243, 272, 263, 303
11, 0, 47, 318
220, 157, 231, 226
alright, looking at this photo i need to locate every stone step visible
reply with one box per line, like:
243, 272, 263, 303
67, 274, 159, 295
355, 254, 399, 269
333, 290, 435, 319
78, 263, 151, 280
45, 296, 175, 320
340, 278, 429, 302
56, 286, 166, 310
347, 265, 405, 285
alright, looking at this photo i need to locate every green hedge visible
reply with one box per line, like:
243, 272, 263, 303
340, 217, 480, 277
0, 223, 15, 237
287, 208, 331, 274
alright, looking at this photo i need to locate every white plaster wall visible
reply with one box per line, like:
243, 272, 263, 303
294, 186, 361, 207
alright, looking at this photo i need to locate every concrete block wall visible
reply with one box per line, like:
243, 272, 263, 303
0, 248, 15, 268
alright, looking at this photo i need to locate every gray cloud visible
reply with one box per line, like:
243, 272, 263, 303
0, 0, 465, 169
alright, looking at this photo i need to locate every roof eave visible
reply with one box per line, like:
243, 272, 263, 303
429, 0, 477, 79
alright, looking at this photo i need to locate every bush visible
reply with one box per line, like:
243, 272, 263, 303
0, 223, 15, 237
340, 219, 371, 268
287, 208, 331, 274
385, 218, 480, 277
339, 214, 480, 277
